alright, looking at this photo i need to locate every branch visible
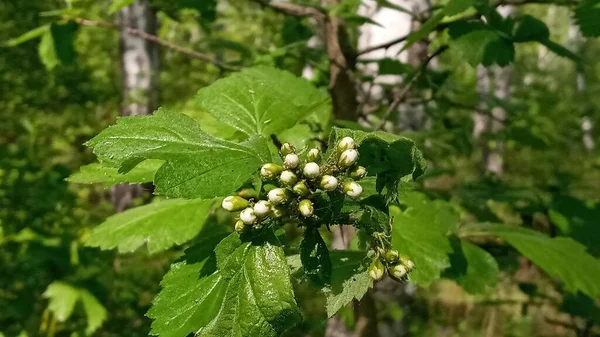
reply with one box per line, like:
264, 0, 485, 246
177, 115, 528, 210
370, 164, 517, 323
74, 17, 238, 71
357, 33, 410, 56
375, 45, 448, 131
252, 0, 325, 19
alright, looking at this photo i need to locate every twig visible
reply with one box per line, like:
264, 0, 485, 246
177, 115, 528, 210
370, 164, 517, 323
375, 45, 448, 130
74, 17, 238, 71
357, 33, 410, 56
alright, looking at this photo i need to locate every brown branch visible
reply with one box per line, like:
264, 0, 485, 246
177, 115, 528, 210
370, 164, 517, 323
74, 17, 238, 71
357, 33, 410, 56
375, 45, 448, 130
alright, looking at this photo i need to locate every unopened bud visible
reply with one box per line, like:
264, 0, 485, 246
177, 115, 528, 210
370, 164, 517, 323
222, 196, 249, 211
260, 163, 283, 179
298, 199, 314, 217
384, 249, 400, 264
284, 153, 299, 169
338, 137, 356, 151
349, 166, 367, 180
307, 148, 321, 162
303, 162, 320, 179
388, 264, 408, 282
240, 207, 257, 225
234, 220, 246, 233
253, 200, 271, 217
271, 206, 284, 218
292, 181, 310, 196
338, 149, 359, 168
281, 143, 296, 156
343, 181, 363, 199
279, 170, 298, 186
320, 175, 338, 191
369, 260, 385, 281
267, 188, 288, 205
399, 255, 415, 271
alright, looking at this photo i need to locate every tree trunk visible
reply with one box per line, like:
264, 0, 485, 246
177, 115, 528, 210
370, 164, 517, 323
111, 0, 160, 212
474, 6, 513, 176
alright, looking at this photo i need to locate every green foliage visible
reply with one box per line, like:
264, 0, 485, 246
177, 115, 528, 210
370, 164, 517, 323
300, 227, 332, 286
195, 66, 329, 137
574, 0, 600, 37
463, 224, 600, 299
43, 282, 107, 335
445, 239, 499, 294
87, 198, 215, 253
109, 0, 137, 13
324, 251, 372, 318
67, 160, 162, 187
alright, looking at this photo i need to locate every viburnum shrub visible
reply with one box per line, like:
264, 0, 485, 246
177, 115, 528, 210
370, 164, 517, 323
70, 67, 600, 337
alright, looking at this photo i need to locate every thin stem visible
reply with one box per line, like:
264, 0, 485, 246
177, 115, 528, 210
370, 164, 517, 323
74, 17, 239, 71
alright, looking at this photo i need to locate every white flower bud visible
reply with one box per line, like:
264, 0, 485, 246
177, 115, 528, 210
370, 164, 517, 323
240, 207, 257, 225
320, 175, 338, 191
337, 137, 356, 151
222, 196, 249, 211
307, 148, 321, 162
234, 220, 246, 233
369, 260, 385, 281
384, 249, 400, 264
253, 200, 271, 217
343, 181, 363, 199
400, 255, 415, 270
260, 163, 283, 179
298, 199, 314, 217
338, 149, 359, 168
280, 143, 295, 156
292, 181, 310, 196
284, 153, 299, 169
279, 170, 298, 186
267, 188, 288, 205
303, 162, 320, 179
388, 264, 408, 281
349, 166, 367, 180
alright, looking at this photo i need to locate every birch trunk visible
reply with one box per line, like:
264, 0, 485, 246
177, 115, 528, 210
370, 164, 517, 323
111, 0, 160, 212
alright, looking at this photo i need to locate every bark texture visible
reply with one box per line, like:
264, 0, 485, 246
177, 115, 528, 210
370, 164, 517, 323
111, 0, 160, 212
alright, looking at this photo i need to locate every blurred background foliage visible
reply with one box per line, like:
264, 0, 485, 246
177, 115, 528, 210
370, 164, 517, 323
1, 0, 599, 336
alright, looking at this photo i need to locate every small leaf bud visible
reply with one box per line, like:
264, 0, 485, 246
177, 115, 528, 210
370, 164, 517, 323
240, 207, 257, 225
267, 188, 288, 205
307, 148, 321, 162
284, 153, 299, 169
349, 166, 367, 180
234, 220, 246, 233
338, 137, 357, 151
369, 260, 385, 281
303, 162, 320, 179
253, 200, 271, 217
260, 163, 283, 179
343, 181, 363, 199
384, 249, 400, 264
338, 149, 359, 168
271, 206, 284, 218
222, 196, 249, 211
292, 181, 310, 197
320, 175, 338, 191
298, 199, 314, 217
388, 264, 408, 282
279, 170, 298, 186
280, 143, 296, 156
399, 255, 415, 271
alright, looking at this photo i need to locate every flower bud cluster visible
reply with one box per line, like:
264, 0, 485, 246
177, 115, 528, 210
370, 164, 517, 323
368, 248, 415, 282
221, 138, 368, 232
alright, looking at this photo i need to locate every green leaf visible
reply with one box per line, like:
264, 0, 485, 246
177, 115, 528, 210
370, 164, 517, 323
512, 15, 549, 42
574, 0, 600, 37
195, 66, 329, 137
67, 160, 162, 187
79, 289, 108, 335
444, 0, 474, 16
560, 293, 600, 325
324, 250, 372, 317
43, 282, 80, 322
444, 239, 499, 294
377, 58, 412, 75
402, 11, 445, 52
390, 192, 459, 286
109, 0, 136, 13
38, 30, 59, 70
149, 232, 301, 337
326, 127, 426, 202
300, 227, 332, 286
87, 198, 215, 253
549, 195, 600, 256
50, 21, 77, 66
87, 109, 272, 198
449, 25, 514, 66
4, 25, 49, 47
462, 224, 600, 299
